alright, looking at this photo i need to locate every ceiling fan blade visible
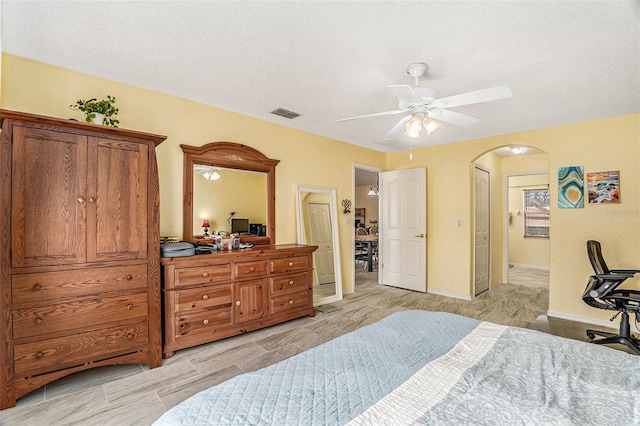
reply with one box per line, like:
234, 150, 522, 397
337, 109, 405, 122
387, 85, 421, 104
383, 115, 412, 139
429, 109, 480, 127
432, 85, 513, 109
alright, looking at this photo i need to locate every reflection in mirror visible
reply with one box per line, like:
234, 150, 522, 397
296, 185, 343, 306
181, 142, 279, 246
193, 165, 267, 236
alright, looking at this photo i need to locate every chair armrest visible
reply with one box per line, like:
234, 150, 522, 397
610, 269, 640, 275
588, 275, 630, 298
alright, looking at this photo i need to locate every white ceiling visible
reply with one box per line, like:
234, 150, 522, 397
2, 1, 639, 153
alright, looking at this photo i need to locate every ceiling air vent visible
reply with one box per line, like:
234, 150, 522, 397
271, 108, 300, 119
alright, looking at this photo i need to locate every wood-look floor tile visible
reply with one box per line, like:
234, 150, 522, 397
45, 364, 144, 400
103, 360, 200, 405
0, 387, 107, 426
190, 341, 267, 372
157, 364, 244, 410
66, 391, 164, 426
239, 343, 305, 373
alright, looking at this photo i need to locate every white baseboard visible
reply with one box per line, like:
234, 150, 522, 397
427, 288, 472, 301
546, 310, 618, 330
509, 263, 550, 271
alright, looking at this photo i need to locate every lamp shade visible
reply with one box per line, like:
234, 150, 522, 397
201, 219, 210, 228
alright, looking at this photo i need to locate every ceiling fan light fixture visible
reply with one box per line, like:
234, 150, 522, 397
423, 117, 441, 136
404, 114, 423, 138
203, 167, 221, 180
511, 146, 528, 155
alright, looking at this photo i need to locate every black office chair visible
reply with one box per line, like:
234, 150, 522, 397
582, 240, 640, 354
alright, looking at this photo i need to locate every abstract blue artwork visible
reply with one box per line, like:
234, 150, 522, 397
558, 166, 584, 208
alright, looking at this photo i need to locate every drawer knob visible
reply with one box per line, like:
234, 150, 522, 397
202, 272, 209, 278
77, 196, 86, 203
34, 317, 43, 325
88, 196, 96, 204
32, 283, 42, 291
203, 319, 209, 325
288, 299, 294, 305
288, 261, 294, 267
235, 300, 241, 306
202, 294, 209, 300
126, 304, 133, 311
35, 352, 44, 359
125, 274, 133, 281
249, 266, 256, 272
288, 280, 294, 286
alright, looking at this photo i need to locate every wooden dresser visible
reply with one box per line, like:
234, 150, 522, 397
161, 244, 317, 358
0, 110, 166, 409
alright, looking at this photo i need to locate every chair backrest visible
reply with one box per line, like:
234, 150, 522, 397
587, 240, 610, 275
355, 227, 368, 235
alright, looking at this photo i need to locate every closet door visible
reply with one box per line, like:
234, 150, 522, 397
11, 126, 87, 268
86, 137, 149, 263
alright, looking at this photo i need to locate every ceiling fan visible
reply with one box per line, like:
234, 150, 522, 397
337, 63, 513, 141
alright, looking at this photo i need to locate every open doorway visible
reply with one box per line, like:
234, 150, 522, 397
505, 172, 550, 289
473, 146, 550, 298
354, 165, 381, 291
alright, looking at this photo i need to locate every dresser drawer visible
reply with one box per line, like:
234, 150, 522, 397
12, 292, 149, 339
174, 264, 232, 288
270, 272, 309, 295
270, 256, 309, 274
12, 265, 148, 305
174, 286, 231, 313
14, 321, 149, 376
235, 261, 268, 279
269, 290, 310, 316
174, 308, 233, 339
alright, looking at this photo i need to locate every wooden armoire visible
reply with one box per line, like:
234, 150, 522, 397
0, 109, 166, 409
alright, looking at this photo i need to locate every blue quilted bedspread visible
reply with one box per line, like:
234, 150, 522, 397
154, 310, 640, 425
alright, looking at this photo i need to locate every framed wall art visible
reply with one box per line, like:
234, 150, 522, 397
587, 170, 620, 204
558, 166, 584, 209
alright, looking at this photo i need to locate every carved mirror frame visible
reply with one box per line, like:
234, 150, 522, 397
182, 142, 279, 246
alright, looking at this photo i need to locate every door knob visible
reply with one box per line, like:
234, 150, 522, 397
414, 233, 425, 238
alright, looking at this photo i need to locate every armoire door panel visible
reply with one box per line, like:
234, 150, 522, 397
87, 138, 149, 262
11, 126, 87, 268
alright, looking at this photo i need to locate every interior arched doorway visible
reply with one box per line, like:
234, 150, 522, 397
472, 145, 550, 299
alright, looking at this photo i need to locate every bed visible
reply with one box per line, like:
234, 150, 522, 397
154, 310, 640, 425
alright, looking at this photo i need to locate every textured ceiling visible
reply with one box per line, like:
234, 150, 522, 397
2, 1, 639, 153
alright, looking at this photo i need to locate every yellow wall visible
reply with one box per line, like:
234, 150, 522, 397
3, 53, 639, 325
388, 115, 640, 323
1, 53, 387, 295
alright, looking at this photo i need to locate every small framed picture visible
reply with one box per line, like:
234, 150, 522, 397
354, 208, 365, 217
587, 171, 620, 204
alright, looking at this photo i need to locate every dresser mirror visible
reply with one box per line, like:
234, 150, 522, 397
295, 185, 343, 305
182, 142, 279, 246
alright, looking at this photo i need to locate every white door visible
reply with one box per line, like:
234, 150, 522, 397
474, 166, 490, 295
308, 203, 335, 284
379, 168, 427, 292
